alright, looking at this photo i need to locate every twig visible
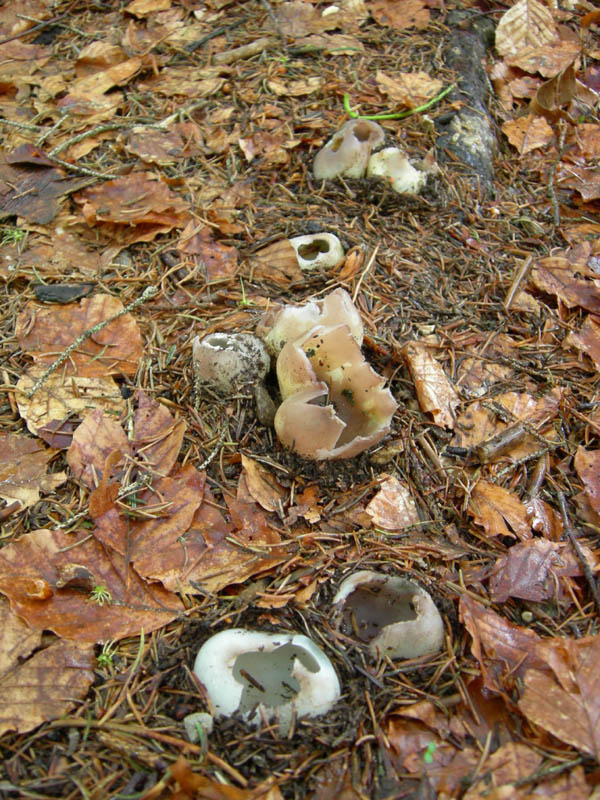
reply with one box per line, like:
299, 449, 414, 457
48, 122, 126, 157
27, 286, 158, 399
504, 255, 533, 310
557, 490, 600, 617
185, 18, 246, 53
343, 83, 455, 121
548, 120, 568, 227
46, 152, 119, 181
0, 1, 78, 46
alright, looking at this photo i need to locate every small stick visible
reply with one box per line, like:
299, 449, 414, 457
557, 490, 600, 617
504, 255, 533, 310
212, 37, 271, 65
26, 286, 158, 399
548, 120, 568, 227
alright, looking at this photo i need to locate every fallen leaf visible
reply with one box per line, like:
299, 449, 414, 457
365, 476, 420, 530
574, 446, 600, 514
556, 163, 600, 202
75, 172, 189, 245
178, 222, 239, 283
0, 151, 91, 224
463, 743, 542, 800
16, 294, 144, 377
131, 392, 186, 479
519, 636, 600, 759
0, 597, 41, 681
376, 70, 443, 109
0, 528, 184, 642
125, 0, 172, 17
370, 0, 430, 31
248, 238, 302, 284
241, 455, 286, 513
0, 634, 94, 736
16, 367, 126, 447
495, 0, 556, 59
152, 755, 284, 799
267, 77, 323, 97
0, 432, 66, 510
508, 41, 579, 79
402, 342, 459, 428
502, 114, 554, 154
0, 231, 102, 280
67, 408, 131, 489
469, 481, 532, 540
489, 539, 597, 603
125, 122, 204, 165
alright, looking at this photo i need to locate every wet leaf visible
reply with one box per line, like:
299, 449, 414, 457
469, 481, 532, 541
0, 432, 66, 510
574, 446, 600, 514
402, 341, 459, 428
370, 0, 430, 32
0, 627, 94, 736
519, 636, 600, 759
366, 476, 420, 530
16, 367, 126, 447
0, 528, 184, 642
16, 294, 144, 377
489, 539, 597, 603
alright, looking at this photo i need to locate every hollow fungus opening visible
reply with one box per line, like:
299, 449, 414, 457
340, 583, 418, 643
232, 642, 320, 715
297, 239, 331, 260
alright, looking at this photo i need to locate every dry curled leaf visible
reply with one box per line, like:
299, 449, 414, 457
402, 341, 459, 428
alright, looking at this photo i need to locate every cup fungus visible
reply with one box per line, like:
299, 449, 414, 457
194, 629, 341, 727
367, 147, 431, 195
288, 233, 345, 271
258, 287, 363, 358
313, 119, 385, 180
333, 571, 445, 659
192, 332, 270, 395
259, 289, 397, 460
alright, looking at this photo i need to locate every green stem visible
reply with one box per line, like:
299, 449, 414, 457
343, 83, 456, 121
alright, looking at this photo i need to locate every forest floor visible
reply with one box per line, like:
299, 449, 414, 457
0, 0, 600, 798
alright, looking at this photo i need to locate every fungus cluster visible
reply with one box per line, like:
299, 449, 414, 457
313, 119, 437, 195
259, 288, 397, 460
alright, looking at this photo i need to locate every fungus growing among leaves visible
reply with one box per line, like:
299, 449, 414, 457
313, 119, 385, 180
192, 332, 270, 394
193, 629, 341, 728
258, 289, 397, 460
288, 233, 345, 271
333, 571, 445, 659
367, 147, 431, 195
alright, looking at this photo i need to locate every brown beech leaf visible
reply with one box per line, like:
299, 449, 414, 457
402, 342, 459, 428
524, 496, 563, 540
16, 294, 144, 377
16, 367, 126, 448
0, 432, 66, 510
469, 481, 532, 541
501, 114, 554, 154
565, 315, 600, 371
495, 0, 556, 59
248, 238, 302, 285
131, 392, 186, 478
0, 597, 41, 681
463, 743, 542, 800
0, 633, 94, 736
556, 164, 600, 202
519, 636, 600, 759
530, 250, 600, 314
178, 222, 239, 283
241, 455, 286, 513
125, 122, 204, 165
155, 755, 284, 799
375, 70, 442, 109
75, 172, 189, 245
0, 231, 102, 281
573, 446, 600, 515
0, 529, 184, 642
370, 0, 430, 32
488, 539, 597, 603
0, 151, 92, 224
459, 595, 569, 696
67, 408, 131, 489
92, 465, 286, 594
365, 475, 420, 530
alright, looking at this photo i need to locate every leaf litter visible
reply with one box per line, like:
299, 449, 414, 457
0, 0, 600, 798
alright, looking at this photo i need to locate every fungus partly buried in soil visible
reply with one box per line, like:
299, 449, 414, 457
332, 571, 445, 659
366, 147, 431, 195
313, 119, 385, 180
193, 629, 341, 728
258, 289, 397, 460
258, 287, 363, 358
191, 332, 270, 395
288, 232, 345, 271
